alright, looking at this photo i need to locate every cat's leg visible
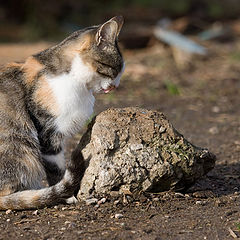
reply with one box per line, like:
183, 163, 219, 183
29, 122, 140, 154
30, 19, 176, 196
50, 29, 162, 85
42, 150, 66, 186
40, 134, 80, 204
38, 130, 66, 186
42, 151, 79, 204
0, 134, 45, 196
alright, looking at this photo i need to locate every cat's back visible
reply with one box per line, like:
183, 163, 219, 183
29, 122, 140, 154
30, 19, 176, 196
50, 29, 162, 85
0, 63, 24, 92
0, 63, 30, 125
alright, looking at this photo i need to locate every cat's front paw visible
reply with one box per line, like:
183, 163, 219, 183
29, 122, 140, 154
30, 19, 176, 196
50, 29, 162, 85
65, 196, 78, 204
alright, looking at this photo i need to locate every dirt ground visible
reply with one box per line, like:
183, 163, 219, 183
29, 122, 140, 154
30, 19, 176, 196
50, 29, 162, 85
0, 36, 239, 240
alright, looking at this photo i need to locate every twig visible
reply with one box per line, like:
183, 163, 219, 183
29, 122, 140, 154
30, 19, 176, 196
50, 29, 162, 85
14, 218, 39, 225
228, 227, 238, 239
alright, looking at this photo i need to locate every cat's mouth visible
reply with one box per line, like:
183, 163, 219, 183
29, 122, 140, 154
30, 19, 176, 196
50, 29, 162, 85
101, 85, 116, 93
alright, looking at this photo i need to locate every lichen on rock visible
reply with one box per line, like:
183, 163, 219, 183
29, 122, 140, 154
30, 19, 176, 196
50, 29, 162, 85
73, 107, 216, 200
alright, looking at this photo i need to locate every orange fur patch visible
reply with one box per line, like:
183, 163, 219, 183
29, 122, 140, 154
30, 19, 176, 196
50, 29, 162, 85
5, 62, 23, 68
22, 56, 43, 86
63, 34, 93, 59
34, 76, 59, 115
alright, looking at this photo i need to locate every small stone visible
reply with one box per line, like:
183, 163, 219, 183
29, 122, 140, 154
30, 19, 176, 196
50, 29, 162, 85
32, 210, 39, 215
115, 213, 123, 219
196, 200, 206, 205
61, 207, 68, 211
159, 126, 166, 133
114, 200, 120, 205
209, 126, 219, 135
6, 218, 10, 222
130, 144, 143, 151
94, 204, 100, 209
85, 198, 98, 205
64, 221, 71, 225
185, 194, 191, 198
212, 106, 220, 113
215, 199, 224, 206
234, 140, 240, 145
97, 198, 107, 205
152, 197, 159, 201
175, 192, 185, 198
5, 210, 12, 215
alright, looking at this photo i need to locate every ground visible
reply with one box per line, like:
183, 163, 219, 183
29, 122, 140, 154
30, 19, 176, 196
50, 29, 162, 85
0, 36, 239, 240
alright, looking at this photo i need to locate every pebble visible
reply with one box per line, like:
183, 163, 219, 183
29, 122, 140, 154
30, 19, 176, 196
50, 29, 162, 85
85, 198, 98, 205
61, 207, 68, 211
234, 140, 240, 145
208, 126, 219, 135
6, 218, 10, 222
114, 200, 120, 205
212, 106, 220, 113
152, 197, 159, 201
185, 194, 191, 199
32, 210, 39, 215
159, 126, 166, 133
130, 144, 143, 151
196, 200, 206, 205
5, 210, 12, 215
215, 199, 225, 207
115, 213, 124, 219
97, 197, 107, 205
175, 192, 185, 198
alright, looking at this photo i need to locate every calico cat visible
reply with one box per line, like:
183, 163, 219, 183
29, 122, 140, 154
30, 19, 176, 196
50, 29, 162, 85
0, 16, 125, 210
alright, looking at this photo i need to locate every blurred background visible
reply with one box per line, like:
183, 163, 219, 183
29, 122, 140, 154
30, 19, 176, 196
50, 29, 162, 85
0, 0, 240, 42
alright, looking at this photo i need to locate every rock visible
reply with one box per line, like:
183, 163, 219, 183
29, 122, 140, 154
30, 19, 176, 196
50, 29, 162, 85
115, 213, 124, 219
97, 198, 107, 205
32, 210, 39, 215
5, 209, 12, 215
74, 107, 216, 200
85, 198, 98, 205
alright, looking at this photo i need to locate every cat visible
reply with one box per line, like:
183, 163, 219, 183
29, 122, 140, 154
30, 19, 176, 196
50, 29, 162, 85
0, 16, 125, 210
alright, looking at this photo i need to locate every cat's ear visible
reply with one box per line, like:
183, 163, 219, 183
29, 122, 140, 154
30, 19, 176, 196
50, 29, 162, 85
96, 16, 124, 45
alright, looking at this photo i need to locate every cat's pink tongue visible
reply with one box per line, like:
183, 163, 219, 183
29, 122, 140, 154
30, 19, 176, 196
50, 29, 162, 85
103, 85, 116, 93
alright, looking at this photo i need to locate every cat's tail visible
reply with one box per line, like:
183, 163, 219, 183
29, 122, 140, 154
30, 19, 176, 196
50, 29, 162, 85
0, 149, 85, 210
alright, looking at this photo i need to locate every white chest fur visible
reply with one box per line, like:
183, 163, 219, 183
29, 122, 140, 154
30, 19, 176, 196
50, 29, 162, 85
47, 55, 96, 136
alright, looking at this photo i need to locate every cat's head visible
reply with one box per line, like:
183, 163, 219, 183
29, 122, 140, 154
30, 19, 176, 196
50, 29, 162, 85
49, 16, 125, 93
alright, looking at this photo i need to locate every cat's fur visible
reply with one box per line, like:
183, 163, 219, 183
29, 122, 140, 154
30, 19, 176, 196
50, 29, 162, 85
0, 16, 124, 210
